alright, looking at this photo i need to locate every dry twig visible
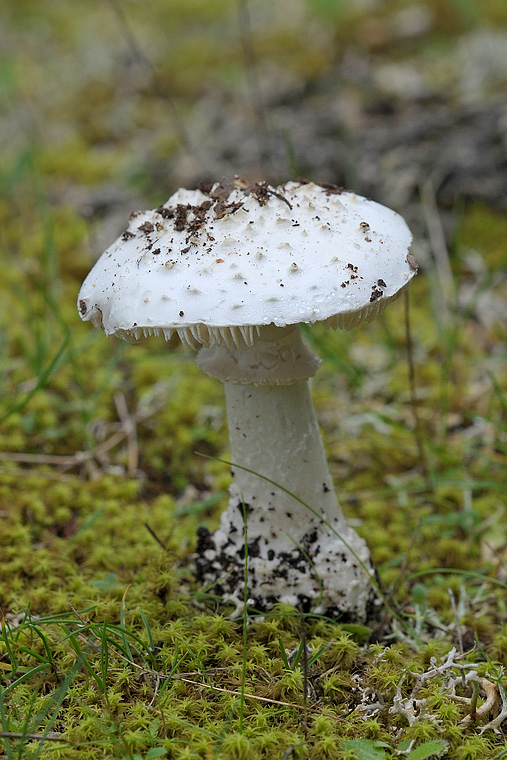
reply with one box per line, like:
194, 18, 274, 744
0, 379, 170, 478
0, 732, 70, 743
420, 178, 455, 319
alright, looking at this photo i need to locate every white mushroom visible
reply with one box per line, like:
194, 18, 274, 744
77, 179, 416, 620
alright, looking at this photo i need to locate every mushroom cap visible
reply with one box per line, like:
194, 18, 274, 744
77, 180, 415, 348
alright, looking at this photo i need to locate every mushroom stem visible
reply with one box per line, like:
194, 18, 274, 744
224, 379, 343, 528
195, 325, 376, 619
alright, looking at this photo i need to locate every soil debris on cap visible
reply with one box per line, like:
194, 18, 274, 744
160, 177, 295, 237
244, 181, 270, 206
296, 178, 343, 195
407, 253, 420, 270
214, 200, 244, 220
198, 176, 293, 210
155, 205, 174, 219
318, 182, 344, 195
174, 205, 190, 232
245, 181, 293, 209
187, 200, 213, 232
210, 176, 237, 200
196, 180, 214, 194
78, 180, 416, 344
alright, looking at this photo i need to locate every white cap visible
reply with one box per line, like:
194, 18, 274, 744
78, 179, 415, 348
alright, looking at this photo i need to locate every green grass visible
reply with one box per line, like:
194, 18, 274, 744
1, 0, 507, 757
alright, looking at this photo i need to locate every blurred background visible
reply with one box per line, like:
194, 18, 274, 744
3, 0, 507, 234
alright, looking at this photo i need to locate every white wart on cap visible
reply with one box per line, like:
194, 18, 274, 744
78, 179, 415, 348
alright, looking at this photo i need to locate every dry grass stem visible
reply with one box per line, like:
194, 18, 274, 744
176, 677, 312, 712
114, 391, 139, 474
404, 290, 432, 490
421, 178, 456, 314
0, 389, 158, 476
0, 732, 70, 743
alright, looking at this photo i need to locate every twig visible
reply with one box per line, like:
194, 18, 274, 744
0, 429, 127, 470
0, 466, 73, 481
0, 379, 164, 476
420, 178, 455, 319
144, 522, 168, 551
447, 587, 466, 690
104, 647, 311, 713
148, 674, 161, 708
176, 677, 308, 711
393, 517, 422, 590
62, 607, 102, 653
281, 743, 306, 760
447, 588, 464, 654
0, 732, 70, 743
421, 177, 454, 287
0, 452, 80, 466
114, 391, 138, 475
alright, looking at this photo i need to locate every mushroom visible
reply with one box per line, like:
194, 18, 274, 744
78, 179, 416, 620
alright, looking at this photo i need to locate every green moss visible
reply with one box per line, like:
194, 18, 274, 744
2, 1, 507, 756
453, 735, 497, 760
37, 138, 117, 184
460, 204, 507, 270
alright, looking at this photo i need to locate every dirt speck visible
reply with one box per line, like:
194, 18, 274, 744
407, 253, 420, 271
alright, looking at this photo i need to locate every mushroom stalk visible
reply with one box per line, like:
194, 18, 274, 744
224, 380, 341, 529
195, 325, 376, 619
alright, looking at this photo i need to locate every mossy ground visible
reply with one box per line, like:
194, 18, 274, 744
1, 1, 507, 758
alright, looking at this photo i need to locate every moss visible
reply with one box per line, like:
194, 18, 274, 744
321, 671, 354, 702
36, 137, 117, 185
404, 719, 441, 741
309, 734, 341, 759
220, 732, 254, 760
2, 1, 507, 756
460, 204, 507, 270
453, 735, 497, 760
